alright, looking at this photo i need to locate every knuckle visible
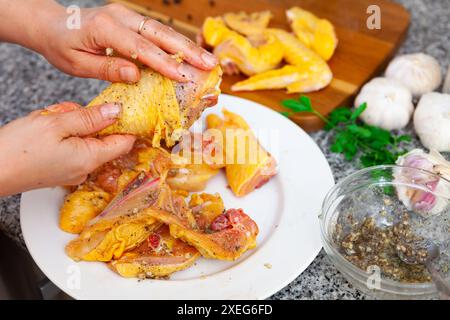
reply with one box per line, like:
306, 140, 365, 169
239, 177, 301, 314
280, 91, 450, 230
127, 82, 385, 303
148, 19, 167, 35
135, 36, 154, 55
78, 109, 98, 132
90, 12, 113, 29
98, 57, 116, 81
40, 115, 63, 133
105, 3, 126, 13
68, 60, 83, 77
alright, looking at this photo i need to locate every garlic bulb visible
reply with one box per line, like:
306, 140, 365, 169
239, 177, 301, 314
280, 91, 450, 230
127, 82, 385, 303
413, 92, 450, 152
354, 77, 413, 130
385, 53, 442, 97
394, 149, 450, 216
443, 65, 450, 94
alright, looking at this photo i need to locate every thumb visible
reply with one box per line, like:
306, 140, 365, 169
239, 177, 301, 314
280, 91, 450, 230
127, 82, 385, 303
74, 53, 140, 83
55, 103, 122, 137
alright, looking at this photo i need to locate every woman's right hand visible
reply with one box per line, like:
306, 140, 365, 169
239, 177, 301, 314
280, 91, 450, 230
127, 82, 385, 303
0, 102, 136, 196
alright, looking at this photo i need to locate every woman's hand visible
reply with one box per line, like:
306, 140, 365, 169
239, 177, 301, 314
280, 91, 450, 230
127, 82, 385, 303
0, 102, 136, 196
0, 1, 217, 83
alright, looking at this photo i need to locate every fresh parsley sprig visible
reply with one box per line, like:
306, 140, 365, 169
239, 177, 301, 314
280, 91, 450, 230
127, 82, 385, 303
280, 96, 412, 167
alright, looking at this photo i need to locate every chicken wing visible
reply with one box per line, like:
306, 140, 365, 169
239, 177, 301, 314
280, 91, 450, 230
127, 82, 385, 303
202, 17, 283, 76
286, 7, 338, 61
231, 29, 332, 93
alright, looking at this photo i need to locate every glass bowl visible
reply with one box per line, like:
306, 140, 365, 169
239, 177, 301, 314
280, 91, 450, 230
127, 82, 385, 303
320, 165, 450, 299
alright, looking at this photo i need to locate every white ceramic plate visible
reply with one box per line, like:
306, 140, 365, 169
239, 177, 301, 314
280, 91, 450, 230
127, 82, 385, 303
21, 94, 334, 300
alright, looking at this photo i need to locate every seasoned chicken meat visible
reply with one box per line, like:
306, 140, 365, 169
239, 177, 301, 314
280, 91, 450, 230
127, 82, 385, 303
88, 65, 222, 146
109, 224, 200, 278
206, 109, 277, 197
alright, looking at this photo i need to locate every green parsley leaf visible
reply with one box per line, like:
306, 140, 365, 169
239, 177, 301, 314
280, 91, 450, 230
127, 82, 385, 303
350, 102, 367, 121
279, 95, 413, 168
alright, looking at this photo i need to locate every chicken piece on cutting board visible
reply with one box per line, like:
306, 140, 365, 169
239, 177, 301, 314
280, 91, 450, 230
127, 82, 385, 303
231, 29, 332, 93
202, 17, 283, 76
286, 7, 338, 61
223, 10, 273, 36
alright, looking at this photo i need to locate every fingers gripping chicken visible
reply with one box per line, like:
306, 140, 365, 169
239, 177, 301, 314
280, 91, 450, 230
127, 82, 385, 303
88, 65, 222, 147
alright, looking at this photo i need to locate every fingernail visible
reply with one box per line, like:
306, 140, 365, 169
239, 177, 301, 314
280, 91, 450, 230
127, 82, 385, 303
177, 63, 194, 81
100, 103, 121, 119
119, 67, 138, 83
201, 52, 217, 67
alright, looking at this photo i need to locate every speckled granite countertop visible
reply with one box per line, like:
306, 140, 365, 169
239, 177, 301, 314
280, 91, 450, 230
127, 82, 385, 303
0, 0, 449, 300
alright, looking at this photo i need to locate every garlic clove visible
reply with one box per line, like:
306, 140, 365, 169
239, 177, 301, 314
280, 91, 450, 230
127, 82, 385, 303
354, 77, 413, 130
413, 92, 450, 152
395, 149, 450, 216
444, 65, 450, 94
385, 53, 442, 98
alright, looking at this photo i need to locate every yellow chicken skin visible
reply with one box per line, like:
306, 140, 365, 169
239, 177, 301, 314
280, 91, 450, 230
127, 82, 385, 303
165, 206, 258, 261
88, 66, 222, 147
286, 7, 338, 61
189, 193, 225, 230
231, 29, 332, 93
109, 224, 200, 279
166, 164, 219, 192
202, 17, 283, 76
60, 141, 173, 234
59, 190, 110, 234
166, 133, 222, 192
65, 174, 164, 262
111, 175, 258, 261
223, 10, 273, 36
206, 110, 277, 197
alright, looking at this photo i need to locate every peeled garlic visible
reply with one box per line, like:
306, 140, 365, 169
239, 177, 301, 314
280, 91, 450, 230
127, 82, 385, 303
385, 53, 442, 98
354, 77, 413, 130
443, 65, 450, 94
414, 92, 450, 152
394, 149, 450, 216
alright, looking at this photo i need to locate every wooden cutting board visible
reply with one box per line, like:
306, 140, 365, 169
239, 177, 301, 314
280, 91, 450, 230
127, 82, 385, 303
108, 0, 410, 131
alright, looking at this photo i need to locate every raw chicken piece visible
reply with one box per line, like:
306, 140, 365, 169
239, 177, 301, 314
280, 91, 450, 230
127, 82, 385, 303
88, 65, 222, 147
231, 29, 332, 93
59, 142, 172, 234
65, 173, 164, 262
188, 193, 225, 229
286, 7, 338, 61
202, 17, 283, 76
109, 224, 200, 278
59, 190, 110, 234
223, 10, 273, 36
206, 109, 277, 197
